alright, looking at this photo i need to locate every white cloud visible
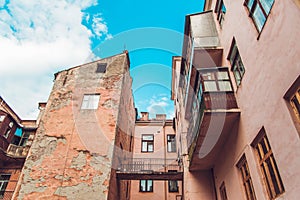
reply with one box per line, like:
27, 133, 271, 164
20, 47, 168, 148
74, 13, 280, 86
146, 95, 172, 118
0, 0, 110, 119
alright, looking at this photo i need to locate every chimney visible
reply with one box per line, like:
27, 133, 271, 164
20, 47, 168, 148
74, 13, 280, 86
140, 112, 149, 121
155, 114, 166, 120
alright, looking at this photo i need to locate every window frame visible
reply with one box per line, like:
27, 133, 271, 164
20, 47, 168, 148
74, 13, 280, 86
139, 180, 153, 192
244, 0, 275, 35
168, 170, 179, 192
141, 134, 154, 153
251, 128, 285, 199
167, 135, 176, 152
200, 68, 233, 92
0, 174, 11, 198
236, 154, 257, 200
80, 94, 100, 110
215, 0, 226, 26
290, 89, 300, 122
227, 38, 245, 87
219, 181, 228, 200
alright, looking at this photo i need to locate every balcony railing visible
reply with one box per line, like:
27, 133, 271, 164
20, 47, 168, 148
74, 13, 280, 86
118, 158, 182, 173
187, 91, 238, 150
6, 144, 29, 158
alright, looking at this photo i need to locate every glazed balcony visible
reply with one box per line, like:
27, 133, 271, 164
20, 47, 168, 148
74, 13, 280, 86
116, 158, 183, 180
6, 144, 29, 158
185, 67, 240, 170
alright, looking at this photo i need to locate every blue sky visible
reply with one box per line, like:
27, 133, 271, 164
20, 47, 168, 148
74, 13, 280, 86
0, 0, 204, 119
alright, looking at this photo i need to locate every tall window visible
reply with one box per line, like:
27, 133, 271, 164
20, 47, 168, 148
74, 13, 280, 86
140, 180, 153, 192
251, 128, 285, 199
81, 94, 100, 110
219, 182, 228, 200
244, 0, 275, 32
4, 122, 14, 139
0, 174, 11, 198
215, 0, 226, 26
201, 69, 233, 92
237, 155, 257, 200
168, 170, 179, 192
290, 89, 300, 122
141, 135, 154, 152
0, 115, 5, 122
228, 38, 245, 86
167, 135, 176, 152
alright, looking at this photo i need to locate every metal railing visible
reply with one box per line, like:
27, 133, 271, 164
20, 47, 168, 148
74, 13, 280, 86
118, 158, 182, 173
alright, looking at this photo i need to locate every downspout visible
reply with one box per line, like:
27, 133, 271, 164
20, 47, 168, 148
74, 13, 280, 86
163, 120, 167, 200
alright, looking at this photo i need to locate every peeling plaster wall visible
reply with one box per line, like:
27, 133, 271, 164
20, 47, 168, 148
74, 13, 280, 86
15, 53, 135, 200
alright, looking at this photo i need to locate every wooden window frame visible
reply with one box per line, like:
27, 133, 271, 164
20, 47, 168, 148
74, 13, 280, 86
236, 155, 257, 200
139, 180, 153, 192
141, 134, 154, 153
219, 181, 228, 200
227, 38, 245, 87
200, 68, 233, 92
251, 128, 285, 199
244, 0, 275, 36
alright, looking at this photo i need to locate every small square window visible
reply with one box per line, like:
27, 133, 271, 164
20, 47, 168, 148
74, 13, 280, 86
140, 180, 153, 192
81, 94, 100, 110
96, 63, 107, 73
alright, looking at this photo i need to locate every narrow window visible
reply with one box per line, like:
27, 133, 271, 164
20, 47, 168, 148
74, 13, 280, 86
96, 63, 107, 73
81, 94, 100, 110
215, 0, 226, 26
290, 89, 300, 121
141, 135, 154, 152
168, 170, 179, 192
167, 135, 176, 152
237, 155, 257, 200
251, 128, 285, 199
219, 182, 228, 200
140, 180, 153, 192
244, 0, 275, 32
0, 115, 5, 122
0, 174, 11, 198
228, 38, 245, 86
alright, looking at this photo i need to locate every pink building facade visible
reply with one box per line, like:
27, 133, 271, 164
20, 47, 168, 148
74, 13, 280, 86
172, 0, 300, 199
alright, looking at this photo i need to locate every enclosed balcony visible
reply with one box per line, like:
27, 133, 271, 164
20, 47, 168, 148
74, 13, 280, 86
186, 67, 240, 170
116, 158, 183, 180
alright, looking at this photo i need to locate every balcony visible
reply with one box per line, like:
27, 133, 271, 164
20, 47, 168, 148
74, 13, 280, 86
6, 144, 29, 158
116, 158, 183, 180
185, 68, 240, 170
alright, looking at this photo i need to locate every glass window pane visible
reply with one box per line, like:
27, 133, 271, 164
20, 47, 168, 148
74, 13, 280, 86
142, 142, 147, 151
0, 115, 5, 122
253, 5, 266, 31
247, 0, 255, 10
218, 81, 233, 91
217, 71, 229, 80
140, 180, 146, 191
148, 143, 153, 152
142, 135, 153, 140
204, 81, 218, 91
202, 72, 215, 80
233, 65, 242, 86
147, 180, 153, 191
261, 0, 274, 15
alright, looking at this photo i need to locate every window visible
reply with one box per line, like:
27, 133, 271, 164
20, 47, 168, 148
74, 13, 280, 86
141, 135, 154, 152
201, 69, 233, 92
168, 170, 179, 192
0, 174, 11, 198
81, 94, 100, 110
251, 128, 285, 199
3, 122, 14, 139
167, 135, 176, 152
228, 38, 245, 86
290, 89, 300, 121
237, 155, 257, 200
12, 131, 30, 146
96, 63, 107, 73
215, 0, 226, 25
219, 182, 228, 200
244, 0, 275, 32
0, 115, 5, 122
140, 180, 153, 192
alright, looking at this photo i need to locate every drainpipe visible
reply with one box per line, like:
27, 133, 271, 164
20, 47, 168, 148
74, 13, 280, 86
163, 119, 167, 200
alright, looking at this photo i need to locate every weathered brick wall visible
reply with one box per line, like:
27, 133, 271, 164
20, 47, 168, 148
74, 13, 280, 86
15, 53, 134, 200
